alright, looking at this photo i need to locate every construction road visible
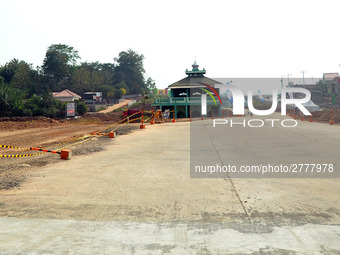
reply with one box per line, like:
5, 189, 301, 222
98, 99, 132, 113
0, 114, 339, 254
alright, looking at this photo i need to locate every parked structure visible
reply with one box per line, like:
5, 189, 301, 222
323, 73, 340, 104
53, 89, 81, 102
156, 89, 168, 96
83, 92, 103, 104
152, 61, 221, 118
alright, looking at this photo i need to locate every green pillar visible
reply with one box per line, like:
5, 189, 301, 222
185, 88, 188, 118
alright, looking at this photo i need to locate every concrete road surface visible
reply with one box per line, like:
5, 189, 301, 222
0, 115, 339, 254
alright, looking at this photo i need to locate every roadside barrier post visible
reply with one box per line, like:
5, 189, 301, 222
140, 109, 146, 129
60, 149, 72, 160
330, 108, 334, 125
150, 109, 155, 125
30, 147, 72, 160
109, 131, 116, 138
172, 109, 176, 123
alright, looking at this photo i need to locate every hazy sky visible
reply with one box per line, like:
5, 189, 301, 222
1, 0, 339, 89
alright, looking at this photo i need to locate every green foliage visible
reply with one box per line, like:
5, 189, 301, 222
114, 49, 147, 94
97, 85, 114, 98
115, 81, 129, 94
0, 80, 25, 116
24, 95, 43, 116
315, 80, 327, 93
146, 77, 156, 91
113, 88, 123, 99
46, 44, 80, 66
70, 64, 93, 93
0, 45, 152, 117
23, 93, 64, 117
121, 88, 127, 96
42, 50, 70, 82
0, 59, 20, 83
76, 101, 88, 115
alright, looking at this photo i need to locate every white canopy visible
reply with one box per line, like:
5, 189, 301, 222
302, 100, 320, 112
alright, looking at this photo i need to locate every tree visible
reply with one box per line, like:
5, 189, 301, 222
114, 81, 129, 94
45, 44, 80, 66
146, 77, 156, 91
11, 61, 38, 94
0, 77, 25, 117
42, 44, 80, 91
97, 85, 115, 98
114, 49, 147, 94
0, 59, 20, 83
98, 63, 115, 86
70, 64, 92, 94
0, 59, 41, 95
120, 88, 126, 96
70, 62, 104, 94
113, 88, 123, 99
315, 80, 327, 93
76, 101, 88, 115
42, 50, 69, 82
23, 93, 64, 117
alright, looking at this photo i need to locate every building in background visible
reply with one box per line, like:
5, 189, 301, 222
152, 61, 221, 118
53, 89, 81, 102
292, 84, 323, 104
323, 73, 340, 104
83, 92, 103, 104
156, 89, 168, 96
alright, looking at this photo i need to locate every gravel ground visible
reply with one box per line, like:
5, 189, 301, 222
0, 123, 139, 190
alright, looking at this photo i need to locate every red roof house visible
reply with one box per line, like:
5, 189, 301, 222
53, 89, 81, 102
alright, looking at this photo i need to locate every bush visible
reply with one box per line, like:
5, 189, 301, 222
23, 93, 65, 118
0, 82, 26, 117
76, 101, 88, 115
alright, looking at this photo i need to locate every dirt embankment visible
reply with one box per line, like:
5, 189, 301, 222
1, 106, 337, 190
0, 114, 138, 191
311, 109, 340, 123
287, 109, 340, 123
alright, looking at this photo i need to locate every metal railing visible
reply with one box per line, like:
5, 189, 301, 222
153, 97, 215, 104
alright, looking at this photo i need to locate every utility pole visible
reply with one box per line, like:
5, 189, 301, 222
301, 70, 306, 85
287, 74, 292, 87
280, 76, 284, 88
